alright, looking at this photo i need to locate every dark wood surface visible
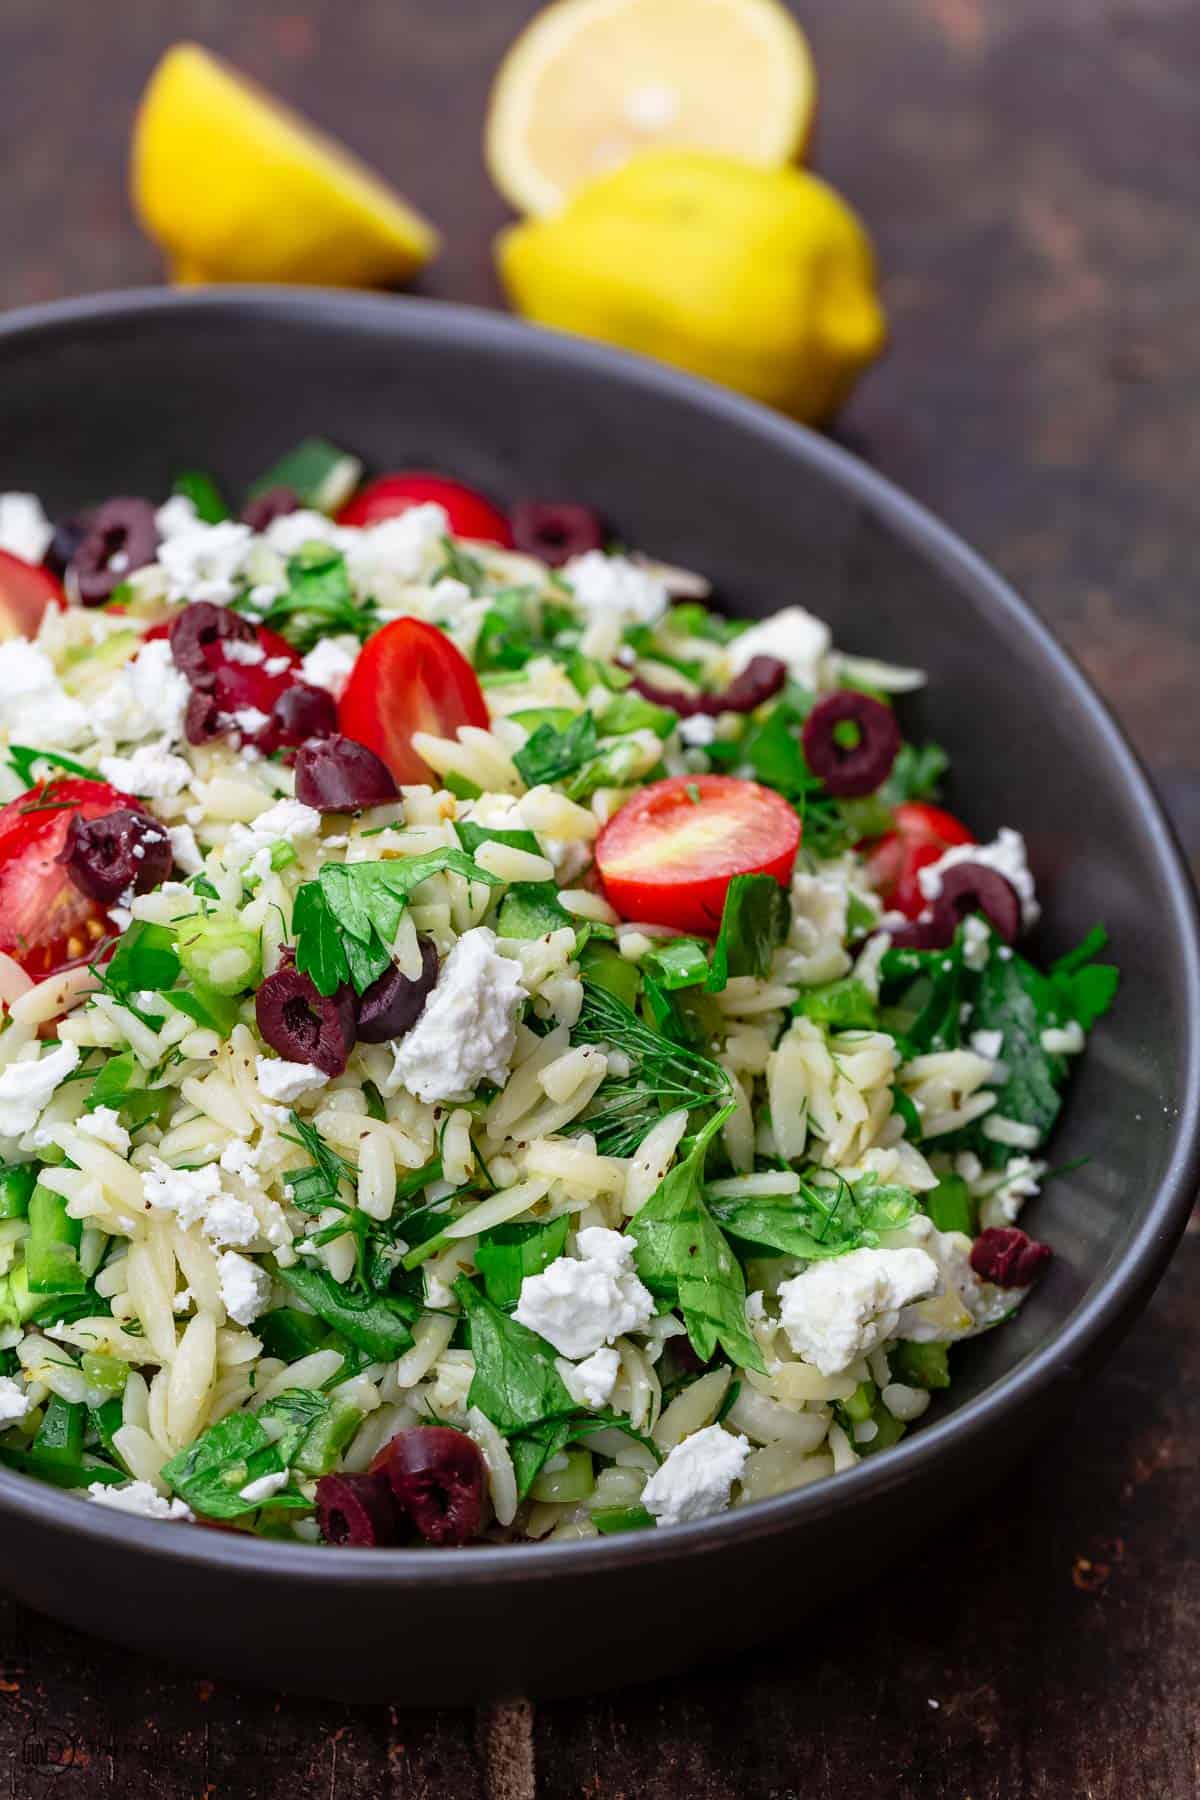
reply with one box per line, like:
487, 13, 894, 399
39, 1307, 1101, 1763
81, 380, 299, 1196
1, 1, 1198, 1793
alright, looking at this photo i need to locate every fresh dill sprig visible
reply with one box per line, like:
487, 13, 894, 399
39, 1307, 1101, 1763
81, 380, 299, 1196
568, 980, 732, 1157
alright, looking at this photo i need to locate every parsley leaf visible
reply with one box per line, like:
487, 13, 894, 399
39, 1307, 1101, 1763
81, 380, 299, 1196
100, 921, 182, 1000
454, 1276, 577, 1435
568, 980, 732, 1157
879, 741, 950, 807
247, 543, 376, 650
274, 1261, 417, 1359
1048, 925, 1120, 1029
706, 873, 790, 992
292, 851, 500, 996
512, 711, 598, 788
628, 1110, 765, 1373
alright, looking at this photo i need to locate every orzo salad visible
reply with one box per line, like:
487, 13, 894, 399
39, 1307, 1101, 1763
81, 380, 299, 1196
0, 446, 1117, 1545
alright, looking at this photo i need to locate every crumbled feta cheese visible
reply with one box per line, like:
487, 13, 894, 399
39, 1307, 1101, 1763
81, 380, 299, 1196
142, 1158, 259, 1247
224, 799, 321, 876
167, 824, 204, 875
231, 706, 271, 736
219, 1138, 262, 1182
129, 638, 191, 741
726, 606, 832, 689
255, 1057, 329, 1104
0, 1041, 80, 1140
918, 827, 1040, 929
564, 552, 669, 627
961, 913, 992, 970
513, 1227, 654, 1359
641, 1424, 751, 1528
263, 509, 351, 558
778, 1246, 940, 1375
969, 1028, 1004, 1062
217, 1249, 272, 1326
561, 1345, 621, 1409
678, 714, 718, 747
76, 1106, 131, 1155
1041, 1021, 1085, 1055
301, 636, 358, 698
979, 1156, 1046, 1231
345, 504, 449, 588
154, 494, 198, 538
99, 743, 191, 799
0, 1374, 31, 1423
0, 493, 53, 565
221, 638, 267, 666
0, 639, 89, 748
86, 1479, 193, 1521
238, 1469, 288, 1504
388, 927, 526, 1104
157, 519, 252, 606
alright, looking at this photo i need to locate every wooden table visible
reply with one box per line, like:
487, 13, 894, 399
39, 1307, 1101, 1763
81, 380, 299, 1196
1, 1, 1198, 1793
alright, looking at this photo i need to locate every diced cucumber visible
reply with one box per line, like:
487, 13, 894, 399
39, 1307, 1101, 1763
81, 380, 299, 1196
530, 1447, 594, 1504
292, 1400, 364, 1478
246, 438, 362, 515
81, 1352, 129, 1399
32, 1395, 84, 1468
793, 977, 878, 1031
595, 692, 678, 739
924, 1174, 976, 1236
496, 882, 573, 939
26, 1186, 85, 1295
176, 913, 263, 996
0, 1166, 36, 1220
510, 707, 579, 735
172, 470, 230, 523
591, 1503, 654, 1535
891, 1340, 951, 1391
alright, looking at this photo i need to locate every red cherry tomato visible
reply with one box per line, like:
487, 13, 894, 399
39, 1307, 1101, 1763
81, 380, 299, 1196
0, 551, 65, 641
863, 801, 975, 918
337, 473, 513, 547
0, 779, 140, 979
595, 775, 801, 934
338, 619, 489, 786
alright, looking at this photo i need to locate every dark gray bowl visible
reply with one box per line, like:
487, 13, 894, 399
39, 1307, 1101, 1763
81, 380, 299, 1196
0, 289, 1196, 1703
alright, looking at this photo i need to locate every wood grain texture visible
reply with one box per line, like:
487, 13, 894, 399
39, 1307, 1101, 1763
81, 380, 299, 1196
0, 0, 1197, 1793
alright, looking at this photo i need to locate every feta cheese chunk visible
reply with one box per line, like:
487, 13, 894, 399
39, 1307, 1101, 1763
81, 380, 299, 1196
157, 519, 252, 606
513, 1227, 654, 1359
777, 1246, 940, 1376
918, 827, 1040, 929
345, 504, 449, 588
0, 493, 53, 565
642, 1424, 751, 1528
564, 552, 669, 627
388, 927, 526, 1104
86, 1479, 193, 1521
217, 1250, 272, 1326
99, 743, 191, 799
238, 1469, 288, 1504
300, 635, 358, 698
0, 1374, 31, 1424
0, 639, 88, 748
224, 799, 322, 878
560, 1345, 621, 1409
142, 1158, 259, 1248
726, 605, 832, 690
167, 824, 204, 876
255, 1057, 329, 1104
0, 1041, 80, 1140
76, 1106, 131, 1156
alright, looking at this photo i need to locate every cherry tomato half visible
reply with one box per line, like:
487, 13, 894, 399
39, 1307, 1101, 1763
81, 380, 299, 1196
338, 618, 490, 786
337, 473, 513, 547
863, 801, 975, 919
596, 774, 801, 934
0, 551, 65, 641
0, 778, 140, 979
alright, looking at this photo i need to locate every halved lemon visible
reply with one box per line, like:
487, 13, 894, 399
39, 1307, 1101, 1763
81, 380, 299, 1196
131, 43, 439, 287
485, 0, 816, 217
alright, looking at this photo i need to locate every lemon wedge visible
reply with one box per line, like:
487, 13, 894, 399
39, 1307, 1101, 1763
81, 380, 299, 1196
131, 43, 439, 287
485, 0, 816, 217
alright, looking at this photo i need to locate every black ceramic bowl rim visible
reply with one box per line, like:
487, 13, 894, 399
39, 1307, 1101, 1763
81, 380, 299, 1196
0, 286, 1197, 1588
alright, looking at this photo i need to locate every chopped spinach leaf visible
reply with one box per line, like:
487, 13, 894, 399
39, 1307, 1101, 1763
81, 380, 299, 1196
512, 711, 598, 788
454, 1276, 576, 1435
706, 873, 790, 992
474, 1215, 569, 1310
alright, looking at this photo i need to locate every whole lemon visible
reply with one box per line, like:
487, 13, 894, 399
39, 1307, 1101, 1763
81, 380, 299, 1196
497, 149, 886, 422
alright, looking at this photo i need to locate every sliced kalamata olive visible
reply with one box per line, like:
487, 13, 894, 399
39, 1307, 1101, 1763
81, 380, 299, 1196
315, 1471, 399, 1546
168, 601, 257, 678
882, 916, 946, 952
294, 733, 400, 813
44, 514, 92, 581
372, 1426, 486, 1547
630, 654, 787, 719
184, 682, 225, 746
970, 1227, 1052, 1289
801, 690, 901, 798
255, 964, 356, 1075
57, 809, 172, 904
270, 682, 338, 750
930, 862, 1022, 945
355, 938, 439, 1043
69, 497, 158, 605
510, 500, 607, 567
240, 485, 300, 532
